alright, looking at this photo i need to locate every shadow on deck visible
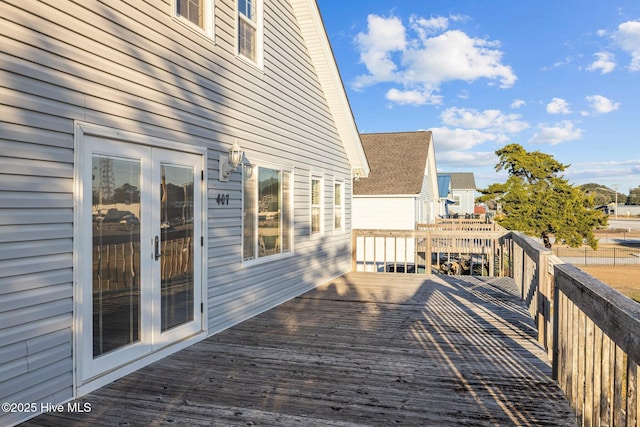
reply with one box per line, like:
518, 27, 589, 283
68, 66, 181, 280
24, 272, 576, 426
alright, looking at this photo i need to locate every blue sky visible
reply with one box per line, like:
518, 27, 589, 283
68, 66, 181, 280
316, 0, 640, 193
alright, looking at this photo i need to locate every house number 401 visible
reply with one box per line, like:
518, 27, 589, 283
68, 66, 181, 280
216, 194, 230, 205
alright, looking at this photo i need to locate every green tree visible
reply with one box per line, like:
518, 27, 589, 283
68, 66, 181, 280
627, 186, 640, 205
478, 144, 607, 249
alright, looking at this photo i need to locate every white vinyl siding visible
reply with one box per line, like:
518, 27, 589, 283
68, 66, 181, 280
352, 197, 417, 230
1, 1, 356, 424
0, 122, 74, 427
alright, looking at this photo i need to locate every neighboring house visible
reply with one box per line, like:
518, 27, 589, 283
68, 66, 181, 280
437, 173, 477, 217
0, 1, 369, 425
437, 174, 454, 217
353, 131, 439, 230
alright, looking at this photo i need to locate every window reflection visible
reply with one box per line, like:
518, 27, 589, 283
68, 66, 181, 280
311, 178, 321, 234
243, 169, 257, 260
243, 166, 292, 261
92, 156, 141, 357
258, 168, 280, 257
160, 165, 195, 332
335, 182, 343, 230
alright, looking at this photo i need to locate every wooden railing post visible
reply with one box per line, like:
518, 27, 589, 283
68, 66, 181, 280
351, 229, 356, 272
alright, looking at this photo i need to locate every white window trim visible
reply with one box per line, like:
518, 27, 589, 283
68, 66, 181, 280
236, 0, 264, 69
242, 162, 294, 266
310, 174, 324, 237
333, 178, 344, 234
173, 0, 215, 40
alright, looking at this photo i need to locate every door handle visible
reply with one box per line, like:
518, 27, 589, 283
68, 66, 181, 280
154, 236, 163, 260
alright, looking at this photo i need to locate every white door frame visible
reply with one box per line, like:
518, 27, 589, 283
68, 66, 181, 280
73, 122, 208, 396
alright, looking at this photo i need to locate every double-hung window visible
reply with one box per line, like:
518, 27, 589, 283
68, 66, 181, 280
311, 176, 323, 236
243, 166, 293, 261
175, 0, 214, 37
237, 0, 263, 66
334, 180, 344, 232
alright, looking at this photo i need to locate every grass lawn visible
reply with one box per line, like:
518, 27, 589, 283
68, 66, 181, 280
578, 265, 640, 302
576, 225, 640, 302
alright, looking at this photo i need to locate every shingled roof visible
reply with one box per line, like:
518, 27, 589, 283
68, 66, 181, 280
449, 172, 476, 190
354, 131, 432, 195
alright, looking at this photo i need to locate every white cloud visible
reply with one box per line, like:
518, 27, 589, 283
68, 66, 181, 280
546, 98, 571, 114
353, 14, 517, 104
587, 52, 617, 74
565, 159, 640, 185
585, 95, 620, 114
353, 15, 406, 89
430, 127, 503, 153
529, 120, 583, 145
612, 20, 640, 71
386, 88, 442, 105
403, 30, 517, 88
436, 150, 498, 168
510, 99, 526, 109
440, 107, 529, 133
409, 15, 449, 38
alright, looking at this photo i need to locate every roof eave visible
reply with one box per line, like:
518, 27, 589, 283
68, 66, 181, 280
289, 0, 370, 178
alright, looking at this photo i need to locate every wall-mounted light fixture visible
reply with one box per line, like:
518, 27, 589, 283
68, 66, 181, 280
219, 139, 245, 181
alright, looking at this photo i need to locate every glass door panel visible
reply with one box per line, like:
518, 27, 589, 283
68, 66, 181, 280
151, 149, 202, 348
79, 136, 203, 384
92, 155, 142, 357
160, 164, 195, 332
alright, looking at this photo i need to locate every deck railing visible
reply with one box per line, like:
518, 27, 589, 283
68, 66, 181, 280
417, 219, 504, 232
508, 232, 640, 426
351, 228, 506, 276
352, 227, 640, 426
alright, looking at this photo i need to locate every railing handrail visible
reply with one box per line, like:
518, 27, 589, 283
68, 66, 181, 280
417, 221, 505, 232
352, 227, 509, 276
507, 231, 640, 426
555, 262, 640, 362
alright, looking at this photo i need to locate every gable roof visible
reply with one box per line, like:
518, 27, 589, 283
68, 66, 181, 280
449, 172, 476, 190
289, 0, 369, 177
354, 131, 432, 195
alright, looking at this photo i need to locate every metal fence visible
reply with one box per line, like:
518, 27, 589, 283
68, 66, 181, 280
554, 246, 640, 266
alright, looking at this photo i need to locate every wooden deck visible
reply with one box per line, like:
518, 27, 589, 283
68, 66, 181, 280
24, 273, 576, 426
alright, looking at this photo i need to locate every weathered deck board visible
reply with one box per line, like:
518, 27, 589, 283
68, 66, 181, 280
23, 272, 576, 426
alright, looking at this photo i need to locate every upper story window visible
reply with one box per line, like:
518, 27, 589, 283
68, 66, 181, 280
311, 176, 323, 236
237, 0, 263, 66
243, 165, 293, 261
175, 0, 214, 38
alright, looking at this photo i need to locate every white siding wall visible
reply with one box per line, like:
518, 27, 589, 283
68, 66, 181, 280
352, 197, 416, 230
449, 189, 476, 216
0, 1, 356, 424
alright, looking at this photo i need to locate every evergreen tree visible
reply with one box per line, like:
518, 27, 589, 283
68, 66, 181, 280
627, 186, 640, 205
478, 144, 607, 249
